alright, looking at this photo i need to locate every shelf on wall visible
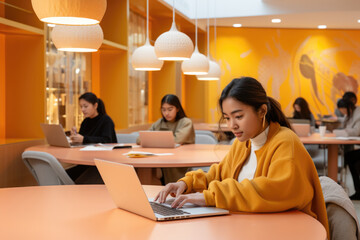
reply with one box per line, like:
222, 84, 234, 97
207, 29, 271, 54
0, 17, 43, 35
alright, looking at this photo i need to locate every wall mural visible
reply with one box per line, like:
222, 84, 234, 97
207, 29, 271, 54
208, 28, 360, 121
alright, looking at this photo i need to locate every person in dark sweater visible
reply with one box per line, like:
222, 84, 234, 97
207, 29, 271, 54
70, 92, 117, 144
68, 92, 117, 184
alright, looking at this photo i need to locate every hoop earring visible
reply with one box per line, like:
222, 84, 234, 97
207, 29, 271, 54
262, 116, 266, 128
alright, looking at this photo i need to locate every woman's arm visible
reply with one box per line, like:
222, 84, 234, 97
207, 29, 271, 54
174, 118, 195, 144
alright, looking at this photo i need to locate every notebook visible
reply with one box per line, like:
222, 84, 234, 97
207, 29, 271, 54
139, 131, 180, 148
94, 159, 229, 221
291, 123, 311, 137
40, 123, 89, 148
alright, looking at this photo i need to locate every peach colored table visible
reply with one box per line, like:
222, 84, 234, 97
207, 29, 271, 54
0, 185, 326, 240
25, 144, 230, 167
194, 123, 231, 132
300, 133, 360, 181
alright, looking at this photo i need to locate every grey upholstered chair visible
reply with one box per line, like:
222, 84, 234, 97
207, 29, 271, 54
22, 151, 74, 186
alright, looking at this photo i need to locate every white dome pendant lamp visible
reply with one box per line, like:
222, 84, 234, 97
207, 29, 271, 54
197, 1, 221, 81
181, 0, 209, 75
31, 0, 107, 25
154, 0, 194, 61
131, 0, 163, 71
52, 24, 104, 52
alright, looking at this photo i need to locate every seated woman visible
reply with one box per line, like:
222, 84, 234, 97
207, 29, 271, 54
68, 92, 117, 183
138, 94, 195, 184
70, 92, 117, 144
155, 77, 329, 238
337, 98, 360, 200
293, 97, 316, 127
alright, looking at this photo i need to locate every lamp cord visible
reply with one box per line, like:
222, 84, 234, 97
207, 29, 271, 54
146, 0, 149, 43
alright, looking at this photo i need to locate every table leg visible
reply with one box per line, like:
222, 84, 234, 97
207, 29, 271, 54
327, 144, 339, 181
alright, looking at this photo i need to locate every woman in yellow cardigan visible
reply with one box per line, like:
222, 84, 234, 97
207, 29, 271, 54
155, 77, 329, 237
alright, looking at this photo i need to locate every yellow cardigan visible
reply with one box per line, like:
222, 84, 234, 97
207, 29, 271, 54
179, 122, 329, 237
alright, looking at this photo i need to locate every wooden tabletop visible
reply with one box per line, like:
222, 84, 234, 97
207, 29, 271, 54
25, 144, 231, 167
0, 185, 326, 240
299, 133, 360, 145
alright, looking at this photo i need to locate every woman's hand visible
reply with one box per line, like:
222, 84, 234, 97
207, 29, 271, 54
154, 181, 187, 203
71, 126, 77, 135
171, 192, 206, 209
70, 134, 84, 143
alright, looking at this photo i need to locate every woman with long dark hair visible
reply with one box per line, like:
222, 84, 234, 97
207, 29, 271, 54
140, 94, 195, 184
70, 92, 117, 144
293, 97, 316, 126
155, 77, 329, 238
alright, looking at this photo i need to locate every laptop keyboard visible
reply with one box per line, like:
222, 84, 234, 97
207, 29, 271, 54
150, 202, 190, 216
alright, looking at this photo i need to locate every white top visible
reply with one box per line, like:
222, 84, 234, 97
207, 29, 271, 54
238, 126, 269, 182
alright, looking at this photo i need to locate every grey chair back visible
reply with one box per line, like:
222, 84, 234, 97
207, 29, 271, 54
22, 151, 74, 186
116, 133, 138, 143
195, 134, 217, 144
195, 130, 217, 141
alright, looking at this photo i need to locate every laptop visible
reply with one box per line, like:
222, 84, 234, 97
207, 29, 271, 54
94, 159, 229, 221
139, 131, 180, 148
291, 123, 311, 137
40, 123, 88, 148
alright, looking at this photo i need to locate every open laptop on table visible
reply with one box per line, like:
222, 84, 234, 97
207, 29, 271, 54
40, 123, 89, 148
291, 123, 311, 137
94, 159, 229, 221
139, 131, 180, 148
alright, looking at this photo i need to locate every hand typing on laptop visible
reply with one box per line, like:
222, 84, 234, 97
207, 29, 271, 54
155, 181, 206, 209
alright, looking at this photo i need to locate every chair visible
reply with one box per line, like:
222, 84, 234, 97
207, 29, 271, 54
195, 130, 217, 142
116, 133, 138, 143
22, 151, 74, 186
195, 134, 217, 144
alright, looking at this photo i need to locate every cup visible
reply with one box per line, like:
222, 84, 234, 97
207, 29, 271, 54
319, 126, 326, 137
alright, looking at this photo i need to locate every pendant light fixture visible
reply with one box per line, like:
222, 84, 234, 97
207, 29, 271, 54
181, 0, 209, 75
131, 0, 164, 71
197, 0, 221, 81
52, 24, 104, 52
154, 0, 194, 61
31, 0, 107, 25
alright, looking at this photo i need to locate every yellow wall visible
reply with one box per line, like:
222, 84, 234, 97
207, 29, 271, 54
207, 27, 360, 122
0, 34, 5, 138
5, 34, 44, 138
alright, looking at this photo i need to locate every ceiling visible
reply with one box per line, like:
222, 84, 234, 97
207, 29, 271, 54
160, 0, 360, 29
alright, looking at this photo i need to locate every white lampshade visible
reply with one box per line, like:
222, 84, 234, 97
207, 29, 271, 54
132, 40, 164, 71
154, 22, 194, 61
31, 0, 107, 25
52, 25, 103, 52
181, 47, 209, 75
197, 60, 221, 80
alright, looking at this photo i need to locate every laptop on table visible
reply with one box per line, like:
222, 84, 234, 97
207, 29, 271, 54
139, 131, 180, 148
94, 159, 229, 221
40, 123, 89, 148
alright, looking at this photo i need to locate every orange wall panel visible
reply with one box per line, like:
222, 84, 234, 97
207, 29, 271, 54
5, 34, 44, 138
0, 34, 5, 138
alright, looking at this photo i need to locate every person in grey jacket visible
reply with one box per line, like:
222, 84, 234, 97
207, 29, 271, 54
337, 98, 360, 199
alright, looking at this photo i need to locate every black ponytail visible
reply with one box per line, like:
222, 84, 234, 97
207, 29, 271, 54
79, 92, 107, 115
219, 77, 291, 129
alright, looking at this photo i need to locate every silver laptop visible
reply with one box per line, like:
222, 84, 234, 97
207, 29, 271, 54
94, 159, 229, 221
40, 123, 87, 148
139, 131, 180, 148
291, 123, 311, 137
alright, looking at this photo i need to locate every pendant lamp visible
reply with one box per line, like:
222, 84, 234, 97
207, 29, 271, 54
197, 1, 221, 81
31, 0, 107, 25
154, 0, 194, 61
131, 0, 163, 71
181, 0, 209, 75
52, 24, 103, 52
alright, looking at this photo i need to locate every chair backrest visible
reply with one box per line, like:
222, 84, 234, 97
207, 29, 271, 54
195, 134, 218, 144
22, 151, 74, 186
116, 133, 138, 143
195, 130, 217, 141
288, 118, 311, 124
